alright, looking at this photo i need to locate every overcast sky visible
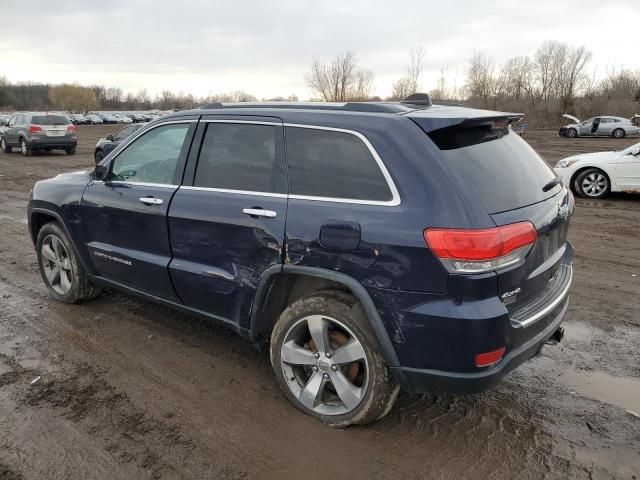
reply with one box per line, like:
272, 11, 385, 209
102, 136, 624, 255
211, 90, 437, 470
1, 0, 639, 99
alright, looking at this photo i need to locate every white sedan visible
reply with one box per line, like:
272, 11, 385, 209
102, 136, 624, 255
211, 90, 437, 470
554, 142, 640, 198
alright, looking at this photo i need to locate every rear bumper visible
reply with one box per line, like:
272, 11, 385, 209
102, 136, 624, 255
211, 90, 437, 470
28, 136, 77, 149
391, 297, 568, 394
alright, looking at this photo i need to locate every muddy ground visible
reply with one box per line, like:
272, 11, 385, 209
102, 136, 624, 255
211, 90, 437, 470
0, 126, 639, 480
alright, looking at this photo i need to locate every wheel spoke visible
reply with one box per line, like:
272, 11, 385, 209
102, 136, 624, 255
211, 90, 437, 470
331, 339, 366, 365
46, 265, 60, 285
41, 244, 57, 262
60, 257, 71, 271
52, 237, 63, 259
281, 341, 316, 365
299, 371, 326, 410
60, 269, 72, 291
329, 370, 362, 410
307, 315, 328, 354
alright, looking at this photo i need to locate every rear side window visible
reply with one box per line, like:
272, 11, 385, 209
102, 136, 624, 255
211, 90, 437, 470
194, 123, 284, 193
31, 115, 70, 126
429, 125, 558, 214
285, 127, 392, 202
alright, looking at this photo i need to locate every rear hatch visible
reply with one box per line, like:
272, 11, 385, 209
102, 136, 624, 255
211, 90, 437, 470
412, 113, 573, 328
32, 115, 72, 137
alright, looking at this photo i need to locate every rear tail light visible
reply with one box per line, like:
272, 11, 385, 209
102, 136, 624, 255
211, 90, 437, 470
424, 221, 537, 274
28, 125, 43, 134
67, 125, 76, 134
475, 347, 506, 367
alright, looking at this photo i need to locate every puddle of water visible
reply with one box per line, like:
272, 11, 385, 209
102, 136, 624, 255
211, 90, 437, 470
561, 369, 640, 413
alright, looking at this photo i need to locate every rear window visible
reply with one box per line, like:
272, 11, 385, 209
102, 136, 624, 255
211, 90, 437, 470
285, 127, 393, 202
31, 115, 70, 126
429, 125, 558, 214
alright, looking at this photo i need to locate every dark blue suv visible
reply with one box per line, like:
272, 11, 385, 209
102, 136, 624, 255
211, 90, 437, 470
28, 98, 573, 426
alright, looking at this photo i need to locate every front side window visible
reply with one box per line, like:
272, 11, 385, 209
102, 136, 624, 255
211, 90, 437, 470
285, 127, 393, 202
110, 123, 189, 185
194, 123, 283, 193
114, 125, 135, 141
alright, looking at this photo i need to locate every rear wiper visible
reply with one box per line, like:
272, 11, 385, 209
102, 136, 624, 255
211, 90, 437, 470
542, 176, 562, 192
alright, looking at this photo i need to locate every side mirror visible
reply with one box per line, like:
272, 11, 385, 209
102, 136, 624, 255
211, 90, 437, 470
95, 163, 108, 179
106, 134, 114, 141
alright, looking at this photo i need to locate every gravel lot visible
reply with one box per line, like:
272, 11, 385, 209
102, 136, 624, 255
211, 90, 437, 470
0, 125, 639, 479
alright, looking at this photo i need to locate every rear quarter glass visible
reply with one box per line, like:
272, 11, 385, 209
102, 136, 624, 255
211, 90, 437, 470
428, 126, 560, 214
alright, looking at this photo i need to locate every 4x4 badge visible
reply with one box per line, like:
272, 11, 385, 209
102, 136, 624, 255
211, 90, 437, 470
501, 287, 521, 305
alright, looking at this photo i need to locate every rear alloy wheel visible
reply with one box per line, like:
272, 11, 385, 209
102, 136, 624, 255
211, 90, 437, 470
612, 128, 626, 139
270, 291, 399, 427
0, 137, 11, 153
566, 128, 578, 138
20, 138, 32, 156
65, 147, 76, 155
575, 168, 610, 199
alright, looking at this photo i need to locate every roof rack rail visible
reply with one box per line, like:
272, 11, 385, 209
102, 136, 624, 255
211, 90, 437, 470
199, 102, 412, 114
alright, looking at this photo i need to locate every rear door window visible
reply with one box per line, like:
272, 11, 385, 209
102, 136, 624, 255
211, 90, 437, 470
31, 115, 70, 126
285, 127, 393, 202
194, 123, 285, 193
428, 125, 559, 214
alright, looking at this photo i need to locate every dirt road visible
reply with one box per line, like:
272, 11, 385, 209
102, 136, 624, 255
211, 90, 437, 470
1, 126, 639, 479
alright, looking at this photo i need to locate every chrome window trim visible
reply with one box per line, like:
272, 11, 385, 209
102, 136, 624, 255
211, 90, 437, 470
105, 181, 179, 189
202, 119, 281, 126
283, 123, 401, 207
511, 266, 573, 328
180, 186, 287, 198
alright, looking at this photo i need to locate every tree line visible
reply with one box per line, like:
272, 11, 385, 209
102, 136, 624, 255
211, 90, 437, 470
1, 39, 639, 127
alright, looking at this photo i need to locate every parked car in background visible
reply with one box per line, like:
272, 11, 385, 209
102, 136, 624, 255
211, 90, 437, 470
1, 112, 77, 155
93, 123, 145, 162
554, 141, 640, 198
100, 114, 119, 124
114, 113, 133, 124
559, 114, 640, 138
69, 113, 90, 125
27, 98, 573, 426
86, 114, 103, 125
131, 113, 147, 123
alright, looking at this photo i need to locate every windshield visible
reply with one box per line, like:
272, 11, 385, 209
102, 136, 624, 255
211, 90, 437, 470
429, 125, 560, 214
31, 115, 70, 126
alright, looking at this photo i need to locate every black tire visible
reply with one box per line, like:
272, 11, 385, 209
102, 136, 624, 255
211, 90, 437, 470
65, 146, 76, 155
270, 290, 399, 427
94, 150, 105, 163
20, 138, 32, 156
0, 137, 11, 153
612, 128, 626, 139
574, 168, 610, 199
566, 128, 578, 138
36, 222, 101, 303
558, 128, 566, 137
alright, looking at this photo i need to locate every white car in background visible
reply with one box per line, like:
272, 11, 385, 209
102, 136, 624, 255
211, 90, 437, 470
554, 142, 640, 198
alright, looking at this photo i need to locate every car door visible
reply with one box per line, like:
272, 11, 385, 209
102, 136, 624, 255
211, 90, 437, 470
579, 118, 594, 136
615, 146, 640, 189
80, 118, 197, 299
4, 115, 19, 145
168, 115, 287, 325
598, 118, 614, 136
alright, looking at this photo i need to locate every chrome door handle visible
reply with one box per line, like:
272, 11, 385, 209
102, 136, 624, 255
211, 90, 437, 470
139, 197, 163, 205
242, 208, 277, 218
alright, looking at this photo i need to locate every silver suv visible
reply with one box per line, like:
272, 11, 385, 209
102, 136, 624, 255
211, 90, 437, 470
0, 113, 78, 156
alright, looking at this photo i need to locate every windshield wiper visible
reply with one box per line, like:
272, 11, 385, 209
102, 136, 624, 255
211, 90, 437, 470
542, 176, 562, 192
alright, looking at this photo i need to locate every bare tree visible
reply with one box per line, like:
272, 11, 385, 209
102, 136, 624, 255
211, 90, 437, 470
407, 46, 426, 92
465, 51, 499, 108
430, 67, 450, 101
390, 77, 415, 100
306, 52, 374, 101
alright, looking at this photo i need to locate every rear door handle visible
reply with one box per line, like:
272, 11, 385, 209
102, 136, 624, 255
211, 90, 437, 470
242, 208, 277, 218
139, 197, 163, 205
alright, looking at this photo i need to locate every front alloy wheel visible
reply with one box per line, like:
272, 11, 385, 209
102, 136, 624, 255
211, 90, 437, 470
575, 168, 610, 199
41, 234, 73, 295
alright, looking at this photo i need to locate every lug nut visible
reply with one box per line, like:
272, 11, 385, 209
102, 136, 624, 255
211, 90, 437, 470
314, 352, 320, 359
312, 366, 318, 371
331, 365, 337, 371
323, 373, 329, 379
325, 352, 332, 358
